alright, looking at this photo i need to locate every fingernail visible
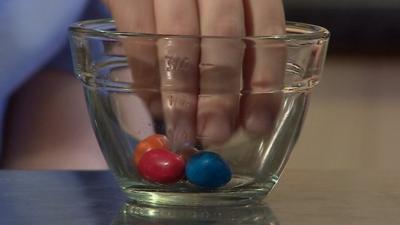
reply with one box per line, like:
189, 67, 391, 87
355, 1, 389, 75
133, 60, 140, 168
199, 114, 232, 145
171, 118, 195, 151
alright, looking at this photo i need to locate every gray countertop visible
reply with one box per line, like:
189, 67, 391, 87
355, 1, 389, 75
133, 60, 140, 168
0, 170, 399, 225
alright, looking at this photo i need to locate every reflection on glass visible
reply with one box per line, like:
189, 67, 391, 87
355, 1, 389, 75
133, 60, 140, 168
111, 202, 279, 225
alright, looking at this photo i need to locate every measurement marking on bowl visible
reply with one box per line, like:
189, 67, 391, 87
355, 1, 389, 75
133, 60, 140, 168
167, 95, 194, 108
163, 56, 192, 72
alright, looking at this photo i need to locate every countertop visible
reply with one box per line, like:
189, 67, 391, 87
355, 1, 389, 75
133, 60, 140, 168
0, 170, 399, 225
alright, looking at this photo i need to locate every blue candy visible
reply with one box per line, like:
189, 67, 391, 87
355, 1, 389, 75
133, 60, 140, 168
185, 151, 232, 188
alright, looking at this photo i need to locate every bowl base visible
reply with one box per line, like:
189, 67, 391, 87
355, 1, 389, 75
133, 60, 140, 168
123, 185, 274, 207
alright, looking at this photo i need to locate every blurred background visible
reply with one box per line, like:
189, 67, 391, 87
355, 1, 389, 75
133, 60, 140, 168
0, 0, 399, 170
285, 0, 400, 170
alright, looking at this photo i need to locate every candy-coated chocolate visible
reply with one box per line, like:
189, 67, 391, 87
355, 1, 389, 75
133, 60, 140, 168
177, 147, 199, 161
133, 134, 169, 165
138, 149, 185, 184
185, 151, 231, 188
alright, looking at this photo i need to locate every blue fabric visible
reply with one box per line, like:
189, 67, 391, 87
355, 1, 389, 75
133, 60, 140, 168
0, 0, 109, 151
48, 0, 111, 72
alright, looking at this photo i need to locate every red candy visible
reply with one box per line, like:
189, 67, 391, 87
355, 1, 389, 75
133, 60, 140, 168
133, 134, 169, 165
138, 149, 185, 184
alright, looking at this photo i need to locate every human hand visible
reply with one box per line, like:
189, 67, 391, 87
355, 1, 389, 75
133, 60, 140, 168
105, 0, 286, 150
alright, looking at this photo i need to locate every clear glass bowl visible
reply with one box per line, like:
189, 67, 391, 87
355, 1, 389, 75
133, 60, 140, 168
69, 19, 329, 206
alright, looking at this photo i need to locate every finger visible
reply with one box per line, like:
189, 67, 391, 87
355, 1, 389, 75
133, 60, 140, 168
242, 0, 286, 135
197, 0, 245, 145
107, 0, 162, 137
154, 0, 200, 151
109, 68, 156, 140
108, 0, 158, 89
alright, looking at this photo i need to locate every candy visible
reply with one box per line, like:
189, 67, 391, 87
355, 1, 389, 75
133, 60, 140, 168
133, 134, 169, 165
185, 151, 232, 188
138, 149, 185, 184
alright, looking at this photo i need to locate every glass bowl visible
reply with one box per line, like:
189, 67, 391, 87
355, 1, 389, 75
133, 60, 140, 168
69, 19, 329, 206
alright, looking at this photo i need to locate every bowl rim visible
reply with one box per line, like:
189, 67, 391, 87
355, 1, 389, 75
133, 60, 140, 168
69, 19, 330, 41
